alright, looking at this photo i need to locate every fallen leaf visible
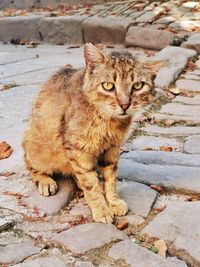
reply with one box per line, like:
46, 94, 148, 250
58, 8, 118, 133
33, 207, 40, 216
67, 45, 81, 49
0, 171, 15, 177
150, 245, 159, 254
166, 28, 178, 34
187, 60, 197, 70
168, 87, 181, 95
150, 184, 165, 194
164, 119, 175, 126
180, 91, 194, 97
17, 199, 29, 207
159, 146, 173, 152
27, 41, 40, 48
154, 239, 167, 257
153, 206, 166, 213
116, 220, 129, 230
3, 191, 28, 199
64, 63, 73, 68
187, 195, 200, 202
0, 141, 13, 159
10, 38, 21, 45
22, 214, 44, 222
1, 82, 19, 91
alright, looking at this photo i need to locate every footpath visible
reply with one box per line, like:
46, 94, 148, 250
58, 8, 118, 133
0, 0, 200, 267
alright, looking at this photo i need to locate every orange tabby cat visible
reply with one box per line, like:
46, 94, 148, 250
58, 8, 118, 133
23, 43, 165, 223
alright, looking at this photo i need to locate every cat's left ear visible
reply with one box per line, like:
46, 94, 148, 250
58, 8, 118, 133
84, 43, 106, 69
143, 59, 168, 73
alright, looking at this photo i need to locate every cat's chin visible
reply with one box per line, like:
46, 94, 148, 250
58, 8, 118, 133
117, 113, 132, 119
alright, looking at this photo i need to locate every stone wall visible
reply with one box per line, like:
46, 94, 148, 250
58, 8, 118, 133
0, 0, 121, 9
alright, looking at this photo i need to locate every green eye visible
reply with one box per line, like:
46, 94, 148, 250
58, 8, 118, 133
132, 81, 144, 90
102, 82, 115, 91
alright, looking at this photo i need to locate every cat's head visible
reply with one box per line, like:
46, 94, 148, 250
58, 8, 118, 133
83, 43, 166, 119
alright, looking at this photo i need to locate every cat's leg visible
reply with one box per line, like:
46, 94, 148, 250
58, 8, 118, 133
69, 152, 113, 223
99, 147, 128, 217
29, 169, 58, 197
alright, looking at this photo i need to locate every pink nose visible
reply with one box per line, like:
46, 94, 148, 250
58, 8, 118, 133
120, 103, 130, 111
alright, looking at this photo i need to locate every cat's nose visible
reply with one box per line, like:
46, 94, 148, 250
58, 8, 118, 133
120, 103, 130, 111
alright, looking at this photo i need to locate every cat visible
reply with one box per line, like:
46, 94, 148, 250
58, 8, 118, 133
23, 43, 166, 223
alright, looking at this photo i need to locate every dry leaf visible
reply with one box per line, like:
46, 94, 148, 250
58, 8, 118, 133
168, 87, 181, 95
180, 91, 194, 97
0, 141, 13, 159
3, 191, 28, 199
164, 119, 175, 126
1, 82, 19, 91
67, 45, 81, 49
159, 146, 173, 152
166, 28, 178, 34
150, 184, 165, 194
0, 171, 15, 177
187, 60, 197, 70
116, 220, 129, 230
154, 239, 167, 257
187, 195, 200, 202
153, 206, 166, 213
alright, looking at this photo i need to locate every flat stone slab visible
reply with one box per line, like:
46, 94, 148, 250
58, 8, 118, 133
159, 103, 200, 117
153, 113, 200, 124
109, 240, 187, 267
172, 95, 200, 105
18, 220, 70, 239
125, 26, 174, 50
142, 125, 200, 137
25, 177, 76, 215
121, 214, 145, 226
169, 20, 200, 31
0, 15, 41, 42
182, 33, 200, 53
75, 261, 94, 267
121, 150, 200, 167
118, 182, 157, 217
118, 159, 200, 194
69, 198, 91, 217
53, 222, 128, 254
135, 7, 165, 23
128, 136, 183, 152
181, 73, 200, 80
83, 17, 132, 44
184, 135, 200, 154
153, 46, 196, 89
12, 256, 68, 267
176, 79, 200, 92
39, 16, 87, 44
142, 201, 200, 266
196, 60, 200, 68
0, 240, 41, 265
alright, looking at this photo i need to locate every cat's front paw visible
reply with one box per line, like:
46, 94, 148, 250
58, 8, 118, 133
37, 177, 58, 197
109, 199, 128, 217
92, 206, 114, 224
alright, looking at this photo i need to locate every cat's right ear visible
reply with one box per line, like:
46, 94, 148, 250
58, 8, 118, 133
84, 43, 106, 69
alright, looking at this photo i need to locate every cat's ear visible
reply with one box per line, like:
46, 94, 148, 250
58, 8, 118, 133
84, 43, 106, 69
143, 59, 168, 73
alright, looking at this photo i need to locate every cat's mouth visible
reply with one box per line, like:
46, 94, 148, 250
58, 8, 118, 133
119, 110, 130, 117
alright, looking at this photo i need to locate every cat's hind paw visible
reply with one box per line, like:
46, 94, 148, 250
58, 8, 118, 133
37, 177, 58, 197
109, 199, 128, 217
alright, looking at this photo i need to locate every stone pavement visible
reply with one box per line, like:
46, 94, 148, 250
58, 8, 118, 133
0, 41, 200, 267
0, 0, 199, 52
0, 3, 200, 266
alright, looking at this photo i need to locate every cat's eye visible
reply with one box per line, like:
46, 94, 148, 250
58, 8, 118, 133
102, 82, 115, 91
132, 81, 144, 91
